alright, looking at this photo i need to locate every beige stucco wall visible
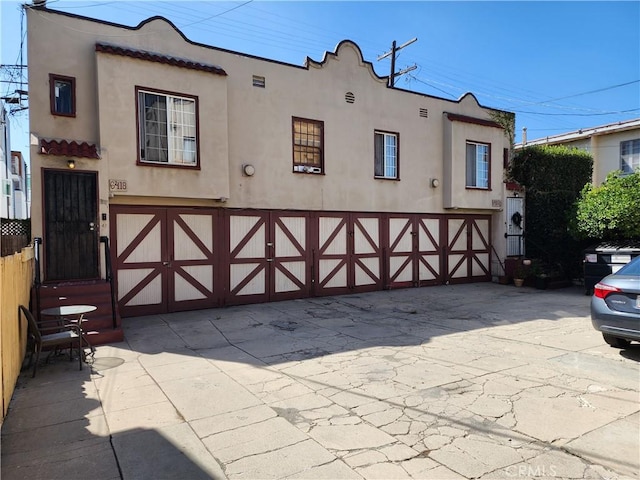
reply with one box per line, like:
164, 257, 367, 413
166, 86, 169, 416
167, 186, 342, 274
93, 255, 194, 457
225, 41, 454, 213
28, 8, 513, 272
442, 110, 506, 210
590, 130, 639, 185
95, 53, 230, 200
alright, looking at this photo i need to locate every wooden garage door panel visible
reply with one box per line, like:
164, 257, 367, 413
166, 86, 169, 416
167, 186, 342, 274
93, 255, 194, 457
270, 212, 310, 301
228, 213, 268, 303
112, 206, 220, 317
445, 215, 491, 284
168, 210, 218, 311
387, 215, 442, 288
118, 268, 162, 306
227, 211, 310, 304
231, 215, 266, 259
174, 215, 212, 261
316, 215, 350, 294
113, 207, 167, 316
417, 216, 441, 285
352, 215, 381, 291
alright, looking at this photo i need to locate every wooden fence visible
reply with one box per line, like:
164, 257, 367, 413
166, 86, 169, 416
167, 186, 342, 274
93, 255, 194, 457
1, 235, 30, 257
1, 218, 31, 257
0, 246, 34, 421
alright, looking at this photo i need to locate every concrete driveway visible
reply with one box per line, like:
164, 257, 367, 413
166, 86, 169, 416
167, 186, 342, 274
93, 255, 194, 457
2, 283, 639, 479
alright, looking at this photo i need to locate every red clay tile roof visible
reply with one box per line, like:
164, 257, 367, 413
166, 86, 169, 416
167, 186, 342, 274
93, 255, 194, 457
95, 43, 227, 76
40, 139, 100, 159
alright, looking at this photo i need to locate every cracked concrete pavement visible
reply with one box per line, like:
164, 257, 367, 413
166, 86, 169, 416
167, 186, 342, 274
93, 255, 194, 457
2, 283, 639, 479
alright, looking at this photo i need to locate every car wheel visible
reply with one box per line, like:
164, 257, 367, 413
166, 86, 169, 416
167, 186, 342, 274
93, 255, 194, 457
602, 334, 631, 349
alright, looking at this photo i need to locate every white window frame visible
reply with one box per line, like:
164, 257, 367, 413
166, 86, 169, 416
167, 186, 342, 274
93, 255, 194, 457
466, 141, 490, 189
620, 139, 640, 174
138, 88, 198, 167
374, 131, 399, 179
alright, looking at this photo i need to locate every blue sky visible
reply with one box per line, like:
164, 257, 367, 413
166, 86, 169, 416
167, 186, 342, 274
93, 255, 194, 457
2, 1, 639, 165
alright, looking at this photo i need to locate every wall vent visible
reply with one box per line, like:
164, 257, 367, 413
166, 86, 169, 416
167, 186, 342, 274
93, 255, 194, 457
345, 92, 355, 104
252, 75, 265, 88
419, 108, 428, 118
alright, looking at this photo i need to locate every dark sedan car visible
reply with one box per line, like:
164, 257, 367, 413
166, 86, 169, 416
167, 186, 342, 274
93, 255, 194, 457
591, 255, 640, 348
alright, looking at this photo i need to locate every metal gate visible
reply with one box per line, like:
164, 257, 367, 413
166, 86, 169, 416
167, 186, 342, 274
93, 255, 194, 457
227, 210, 310, 305
387, 215, 442, 289
445, 215, 491, 283
43, 170, 99, 281
111, 206, 220, 316
506, 196, 525, 256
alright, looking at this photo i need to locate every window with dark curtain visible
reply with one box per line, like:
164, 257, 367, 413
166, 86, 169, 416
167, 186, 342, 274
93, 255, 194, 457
139, 92, 168, 162
54, 80, 72, 113
374, 131, 398, 179
50, 74, 75, 116
374, 133, 384, 177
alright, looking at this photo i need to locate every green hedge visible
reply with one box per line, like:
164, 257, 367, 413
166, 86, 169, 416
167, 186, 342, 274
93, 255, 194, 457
508, 145, 593, 278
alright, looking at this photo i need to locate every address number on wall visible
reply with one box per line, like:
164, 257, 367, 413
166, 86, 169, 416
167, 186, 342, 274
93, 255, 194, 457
109, 179, 127, 192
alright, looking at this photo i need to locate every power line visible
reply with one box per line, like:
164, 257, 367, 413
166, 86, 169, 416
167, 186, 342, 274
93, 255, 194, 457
536, 80, 640, 104
178, 0, 254, 29
512, 108, 640, 117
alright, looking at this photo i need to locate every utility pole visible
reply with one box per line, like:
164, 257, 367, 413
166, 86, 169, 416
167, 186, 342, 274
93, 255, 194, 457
377, 37, 418, 87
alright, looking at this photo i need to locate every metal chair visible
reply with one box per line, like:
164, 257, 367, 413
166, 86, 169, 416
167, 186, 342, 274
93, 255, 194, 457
19, 305, 83, 377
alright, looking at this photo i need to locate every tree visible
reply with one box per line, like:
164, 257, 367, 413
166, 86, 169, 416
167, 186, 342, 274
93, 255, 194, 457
571, 170, 640, 240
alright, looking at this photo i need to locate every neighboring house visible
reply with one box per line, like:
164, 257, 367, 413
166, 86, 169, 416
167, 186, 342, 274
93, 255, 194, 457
10, 151, 29, 220
1, 104, 10, 219
0, 105, 29, 220
515, 118, 640, 185
27, 6, 515, 328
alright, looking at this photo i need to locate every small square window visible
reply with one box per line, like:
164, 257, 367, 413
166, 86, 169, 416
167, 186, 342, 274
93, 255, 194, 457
49, 74, 76, 117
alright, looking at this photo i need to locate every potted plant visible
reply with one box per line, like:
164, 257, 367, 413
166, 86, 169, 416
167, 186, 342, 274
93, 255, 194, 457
532, 261, 569, 289
513, 259, 532, 287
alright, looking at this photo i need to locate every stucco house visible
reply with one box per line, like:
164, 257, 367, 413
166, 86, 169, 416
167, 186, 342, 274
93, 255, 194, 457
27, 6, 516, 342
516, 118, 640, 185
1, 107, 29, 220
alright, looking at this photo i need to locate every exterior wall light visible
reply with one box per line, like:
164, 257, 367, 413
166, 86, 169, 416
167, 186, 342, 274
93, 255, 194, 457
242, 164, 255, 176
67, 159, 75, 169
430, 178, 439, 188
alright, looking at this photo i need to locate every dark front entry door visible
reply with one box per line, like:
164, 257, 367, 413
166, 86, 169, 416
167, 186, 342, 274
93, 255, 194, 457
43, 170, 99, 281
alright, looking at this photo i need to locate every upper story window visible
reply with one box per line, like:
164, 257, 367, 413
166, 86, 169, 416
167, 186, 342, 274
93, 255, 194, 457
49, 74, 75, 117
621, 139, 640, 174
11, 154, 21, 175
466, 141, 490, 189
374, 131, 399, 179
137, 88, 198, 167
292, 117, 323, 173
